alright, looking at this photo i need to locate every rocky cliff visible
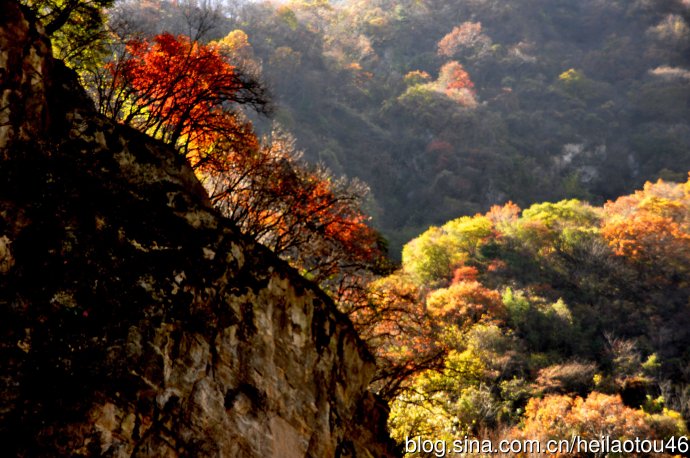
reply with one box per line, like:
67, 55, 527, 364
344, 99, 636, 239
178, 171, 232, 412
0, 2, 397, 456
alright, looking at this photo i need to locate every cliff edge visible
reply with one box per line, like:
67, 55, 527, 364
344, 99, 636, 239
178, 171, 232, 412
0, 2, 397, 456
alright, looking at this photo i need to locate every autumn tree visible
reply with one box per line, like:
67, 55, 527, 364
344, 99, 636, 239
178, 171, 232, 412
203, 128, 384, 304
517, 392, 686, 457
510, 199, 603, 257
437, 21, 492, 60
377, 180, 690, 447
602, 176, 690, 278
402, 214, 493, 285
426, 279, 505, 327
397, 61, 478, 112
215, 29, 261, 76
93, 30, 385, 309
364, 271, 443, 400
371, 209, 513, 401
388, 323, 525, 441
97, 32, 269, 167
436, 61, 477, 107
366, 254, 508, 402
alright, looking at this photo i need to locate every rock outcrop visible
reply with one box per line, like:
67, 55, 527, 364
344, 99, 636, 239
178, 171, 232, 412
0, 2, 398, 456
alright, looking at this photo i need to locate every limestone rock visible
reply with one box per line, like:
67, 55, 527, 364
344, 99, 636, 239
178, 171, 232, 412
0, 3, 398, 456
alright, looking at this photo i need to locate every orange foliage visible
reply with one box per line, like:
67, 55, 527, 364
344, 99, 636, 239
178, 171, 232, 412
216, 30, 252, 57
516, 392, 680, 457
206, 132, 381, 289
105, 34, 380, 304
403, 69, 432, 86
486, 201, 521, 225
452, 265, 479, 283
602, 177, 690, 275
365, 273, 444, 399
436, 61, 477, 107
426, 280, 505, 326
438, 61, 475, 93
437, 22, 487, 58
486, 259, 507, 272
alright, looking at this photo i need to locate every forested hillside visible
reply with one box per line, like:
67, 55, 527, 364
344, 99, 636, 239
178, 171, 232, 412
10, 0, 690, 455
137, 0, 690, 253
108, 0, 690, 251
364, 177, 690, 451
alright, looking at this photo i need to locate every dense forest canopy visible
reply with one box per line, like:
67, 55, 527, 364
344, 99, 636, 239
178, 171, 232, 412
99, 1, 690, 253
367, 177, 690, 450
103, 0, 680, 252
18, 0, 690, 454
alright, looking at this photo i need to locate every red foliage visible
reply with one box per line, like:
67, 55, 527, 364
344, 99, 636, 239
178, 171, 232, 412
452, 265, 479, 283
104, 33, 381, 306
120, 34, 235, 141
436, 61, 477, 106
206, 131, 382, 305
439, 61, 475, 93
105, 33, 267, 167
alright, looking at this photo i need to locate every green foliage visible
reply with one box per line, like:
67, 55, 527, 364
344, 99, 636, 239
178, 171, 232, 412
401, 214, 493, 285
212, 0, 690, 258
389, 324, 521, 440
521, 199, 600, 228
402, 227, 463, 285
641, 353, 661, 378
23, 0, 114, 71
502, 289, 577, 353
645, 408, 689, 438
388, 391, 455, 444
443, 216, 493, 257
403, 70, 431, 87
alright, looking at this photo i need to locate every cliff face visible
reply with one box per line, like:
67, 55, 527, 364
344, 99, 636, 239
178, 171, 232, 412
0, 3, 397, 457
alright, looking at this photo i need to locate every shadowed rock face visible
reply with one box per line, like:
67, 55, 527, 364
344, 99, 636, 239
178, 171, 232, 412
0, 3, 398, 457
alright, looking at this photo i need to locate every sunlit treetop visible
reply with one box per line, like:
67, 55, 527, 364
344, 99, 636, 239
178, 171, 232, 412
102, 32, 269, 166
602, 175, 690, 273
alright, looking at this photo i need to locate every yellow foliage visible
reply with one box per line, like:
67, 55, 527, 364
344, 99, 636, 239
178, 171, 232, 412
558, 68, 584, 83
